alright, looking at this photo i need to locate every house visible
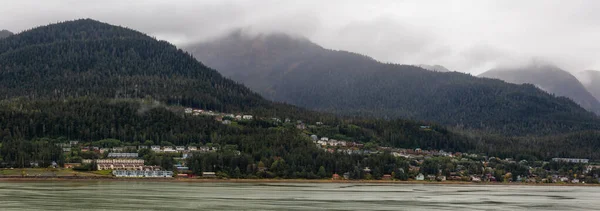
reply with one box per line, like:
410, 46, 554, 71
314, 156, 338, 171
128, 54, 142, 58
316, 122, 323, 125
471, 176, 482, 182
235, 115, 242, 120
343, 172, 351, 180
69, 141, 79, 146
107, 153, 138, 158
138, 145, 148, 149
175, 146, 185, 151
437, 176, 447, 181
332, 174, 341, 180
184, 108, 193, 114
202, 172, 217, 178
382, 174, 393, 180
222, 120, 232, 125
551, 158, 589, 164
426, 175, 436, 181
572, 179, 580, 183
188, 146, 198, 151
151, 145, 161, 151
310, 135, 318, 141
62, 147, 71, 152
416, 173, 425, 181
162, 146, 176, 153
64, 163, 81, 168
242, 115, 253, 120
296, 123, 306, 130
320, 137, 329, 141
112, 147, 124, 152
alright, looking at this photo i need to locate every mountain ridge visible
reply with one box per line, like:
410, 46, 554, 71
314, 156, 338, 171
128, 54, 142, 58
186, 31, 600, 136
479, 64, 600, 114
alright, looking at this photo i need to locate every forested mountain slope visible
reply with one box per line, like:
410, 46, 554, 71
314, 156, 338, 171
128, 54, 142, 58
186, 31, 600, 136
0, 19, 273, 113
480, 64, 600, 114
0, 19, 470, 152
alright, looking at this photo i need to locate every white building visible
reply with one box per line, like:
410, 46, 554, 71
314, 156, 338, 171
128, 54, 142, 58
184, 108, 193, 114
552, 158, 589, 163
113, 170, 173, 178
242, 115, 253, 120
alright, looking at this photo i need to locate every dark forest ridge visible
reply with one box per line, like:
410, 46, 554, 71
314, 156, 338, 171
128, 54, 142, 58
186, 30, 600, 136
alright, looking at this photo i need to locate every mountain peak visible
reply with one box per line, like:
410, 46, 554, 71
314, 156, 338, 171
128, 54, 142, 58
418, 64, 451, 72
0, 29, 13, 39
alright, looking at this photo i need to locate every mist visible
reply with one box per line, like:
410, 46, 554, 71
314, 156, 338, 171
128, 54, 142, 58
1, 0, 600, 75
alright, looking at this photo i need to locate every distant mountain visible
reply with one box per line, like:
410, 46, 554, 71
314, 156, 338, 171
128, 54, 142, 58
186, 31, 600, 136
0, 30, 13, 39
578, 70, 600, 102
418, 64, 451, 72
479, 64, 600, 114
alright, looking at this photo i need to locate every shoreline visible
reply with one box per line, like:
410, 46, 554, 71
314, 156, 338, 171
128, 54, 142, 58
0, 177, 598, 186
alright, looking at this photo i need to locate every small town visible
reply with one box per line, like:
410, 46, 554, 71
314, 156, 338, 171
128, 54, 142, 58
1, 107, 598, 184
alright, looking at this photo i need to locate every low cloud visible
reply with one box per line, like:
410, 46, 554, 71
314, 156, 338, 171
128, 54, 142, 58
2, 0, 600, 75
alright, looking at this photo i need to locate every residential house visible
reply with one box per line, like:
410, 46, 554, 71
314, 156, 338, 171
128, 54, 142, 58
332, 174, 341, 180
222, 120, 232, 125
343, 172, 351, 180
151, 145, 161, 152
188, 146, 198, 151
242, 115, 253, 120
175, 146, 185, 151
202, 172, 217, 178
416, 173, 425, 181
382, 174, 392, 180
551, 158, 589, 164
108, 153, 138, 158
184, 108, 193, 114
162, 146, 176, 153
64, 163, 81, 168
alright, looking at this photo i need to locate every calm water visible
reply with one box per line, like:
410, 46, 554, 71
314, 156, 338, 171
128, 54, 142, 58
0, 181, 598, 210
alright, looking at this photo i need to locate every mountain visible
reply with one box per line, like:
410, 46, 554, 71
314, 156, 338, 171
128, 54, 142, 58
0, 19, 475, 153
479, 64, 600, 114
0, 30, 12, 39
577, 70, 600, 102
418, 64, 451, 72
0, 19, 276, 113
185, 31, 600, 136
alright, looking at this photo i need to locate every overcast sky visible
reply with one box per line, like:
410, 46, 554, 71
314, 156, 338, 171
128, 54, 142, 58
1, 0, 599, 74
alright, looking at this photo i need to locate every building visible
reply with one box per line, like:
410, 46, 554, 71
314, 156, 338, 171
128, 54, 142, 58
416, 173, 424, 181
382, 174, 392, 180
64, 163, 82, 168
175, 146, 185, 151
162, 146, 176, 153
184, 108, 193, 114
242, 115, 253, 120
151, 145, 161, 151
332, 174, 341, 180
222, 120, 232, 125
202, 172, 217, 178
551, 158, 589, 164
188, 146, 198, 151
113, 170, 173, 178
107, 153, 138, 158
